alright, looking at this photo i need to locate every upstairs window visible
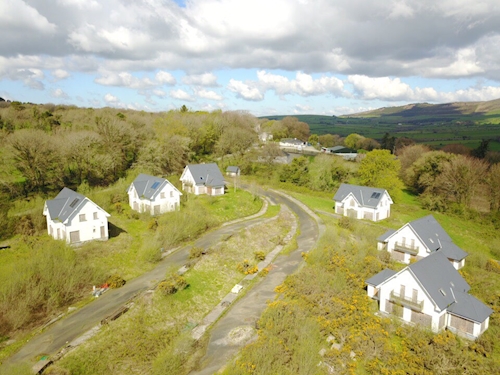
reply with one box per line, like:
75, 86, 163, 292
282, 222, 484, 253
93, 212, 98, 220
79, 214, 86, 222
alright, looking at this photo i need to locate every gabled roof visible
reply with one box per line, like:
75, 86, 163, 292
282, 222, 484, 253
325, 146, 355, 153
378, 229, 396, 242
408, 215, 452, 252
409, 252, 470, 311
333, 183, 391, 208
185, 163, 225, 187
437, 242, 468, 262
366, 269, 397, 286
383, 215, 468, 261
130, 174, 181, 200
226, 166, 240, 173
45, 187, 109, 223
448, 291, 493, 323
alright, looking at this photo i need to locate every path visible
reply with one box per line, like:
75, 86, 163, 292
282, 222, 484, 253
189, 189, 323, 375
2, 199, 269, 368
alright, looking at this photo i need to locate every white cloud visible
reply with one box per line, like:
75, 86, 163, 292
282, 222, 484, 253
52, 69, 70, 80
293, 104, 313, 114
348, 75, 414, 100
195, 89, 223, 101
52, 88, 70, 99
182, 73, 218, 86
227, 79, 264, 101
0, 0, 56, 33
155, 71, 176, 85
104, 93, 119, 104
170, 89, 194, 101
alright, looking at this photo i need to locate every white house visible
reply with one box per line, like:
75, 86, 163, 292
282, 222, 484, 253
333, 183, 393, 221
279, 138, 306, 150
226, 166, 241, 177
43, 187, 110, 244
180, 163, 225, 196
377, 215, 468, 269
366, 252, 492, 340
128, 174, 182, 215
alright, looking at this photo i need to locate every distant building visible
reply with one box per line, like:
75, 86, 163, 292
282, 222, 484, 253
279, 138, 307, 150
43, 188, 110, 244
128, 174, 182, 215
333, 183, 392, 221
226, 166, 241, 176
180, 163, 225, 196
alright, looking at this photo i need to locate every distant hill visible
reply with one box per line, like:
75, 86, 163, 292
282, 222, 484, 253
344, 98, 500, 119
260, 99, 500, 151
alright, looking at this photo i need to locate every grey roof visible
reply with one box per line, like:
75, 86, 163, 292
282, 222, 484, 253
325, 146, 355, 153
437, 242, 468, 262
403, 215, 468, 261
409, 252, 470, 311
408, 215, 452, 252
333, 183, 390, 208
130, 174, 179, 200
226, 166, 240, 173
45, 187, 87, 223
186, 163, 225, 187
366, 269, 397, 286
448, 291, 493, 323
377, 229, 396, 242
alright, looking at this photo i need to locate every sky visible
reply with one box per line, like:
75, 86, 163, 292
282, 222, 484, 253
1, 0, 500, 117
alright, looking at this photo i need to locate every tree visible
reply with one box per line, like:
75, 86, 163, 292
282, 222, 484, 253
406, 151, 455, 194
486, 163, 500, 212
260, 142, 282, 165
397, 144, 431, 184
216, 126, 256, 157
308, 154, 350, 191
435, 155, 488, 208
471, 139, 490, 159
8, 129, 64, 193
308, 134, 319, 146
279, 156, 310, 186
281, 117, 310, 140
135, 135, 190, 176
441, 143, 471, 155
358, 149, 404, 202
380, 132, 396, 153
318, 133, 341, 148
344, 133, 364, 150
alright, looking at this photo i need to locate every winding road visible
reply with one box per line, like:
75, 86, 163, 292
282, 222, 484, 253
2, 187, 322, 374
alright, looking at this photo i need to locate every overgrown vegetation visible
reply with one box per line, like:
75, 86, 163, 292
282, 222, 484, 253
53, 208, 293, 375
221, 216, 500, 374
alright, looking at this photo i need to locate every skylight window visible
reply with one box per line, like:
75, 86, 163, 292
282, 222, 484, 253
370, 192, 381, 199
151, 182, 160, 189
69, 198, 79, 208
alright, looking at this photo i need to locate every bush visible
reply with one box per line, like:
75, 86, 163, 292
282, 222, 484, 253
147, 218, 158, 231
337, 216, 353, 230
106, 274, 126, 289
237, 259, 258, 275
158, 274, 188, 296
254, 251, 266, 261
189, 246, 205, 259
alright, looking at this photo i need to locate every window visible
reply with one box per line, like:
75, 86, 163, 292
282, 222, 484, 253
93, 212, 98, 220
170, 191, 174, 197
69, 198, 79, 208
151, 181, 160, 189
79, 214, 86, 222
160, 192, 165, 199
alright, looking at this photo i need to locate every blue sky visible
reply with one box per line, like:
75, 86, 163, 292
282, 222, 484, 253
2, 0, 500, 117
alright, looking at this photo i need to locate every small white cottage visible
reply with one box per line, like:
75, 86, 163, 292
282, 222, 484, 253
43, 187, 110, 244
128, 174, 182, 215
180, 163, 225, 196
333, 183, 393, 221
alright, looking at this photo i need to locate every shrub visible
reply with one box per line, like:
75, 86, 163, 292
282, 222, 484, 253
158, 274, 188, 296
106, 274, 126, 289
147, 218, 158, 231
114, 202, 123, 214
486, 259, 500, 274
189, 246, 205, 259
337, 216, 353, 230
254, 251, 266, 261
237, 259, 258, 275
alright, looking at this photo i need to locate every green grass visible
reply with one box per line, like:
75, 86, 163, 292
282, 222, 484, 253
56, 209, 294, 375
